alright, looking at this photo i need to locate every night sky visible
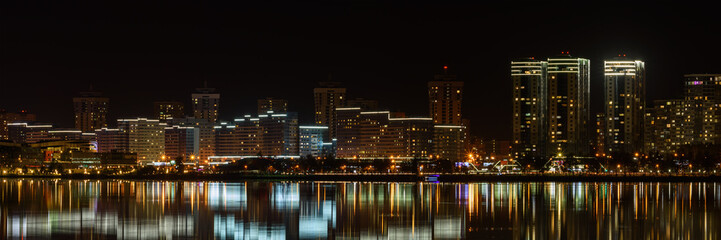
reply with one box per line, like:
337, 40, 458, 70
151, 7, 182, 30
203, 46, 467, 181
1, 1, 720, 140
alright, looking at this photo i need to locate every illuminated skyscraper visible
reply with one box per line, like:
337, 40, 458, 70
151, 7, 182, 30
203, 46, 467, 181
192, 82, 220, 123
428, 66, 463, 125
314, 82, 346, 138
547, 54, 590, 157
257, 97, 288, 114
604, 58, 646, 154
154, 101, 185, 120
73, 90, 109, 132
684, 74, 721, 144
511, 58, 547, 160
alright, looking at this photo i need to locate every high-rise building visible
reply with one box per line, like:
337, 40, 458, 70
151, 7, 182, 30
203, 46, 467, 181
511, 58, 548, 160
73, 90, 109, 132
299, 126, 329, 158
257, 97, 288, 114
117, 118, 165, 165
154, 101, 185, 120
547, 54, 590, 157
212, 112, 299, 160
314, 82, 346, 139
603, 59, 646, 155
428, 66, 463, 125
683, 74, 721, 144
192, 83, 220, 123
164, 125, 200, 163
0, 110, 36, 140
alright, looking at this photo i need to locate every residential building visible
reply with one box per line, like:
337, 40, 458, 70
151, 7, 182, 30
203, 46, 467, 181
604, 58, 646, 155
73, 90, 109, 132
314, 82, 346, 139
428, 66, 463, 125
547, 54, 591, 157
511, 58, 548, 160
192, 82, 220, 123
0, 110, 36, 140
117, 118, 165, 165
154, 101, 185, 120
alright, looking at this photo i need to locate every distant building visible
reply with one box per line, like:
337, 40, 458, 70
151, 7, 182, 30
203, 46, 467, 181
428, 66, 463, 125
154, 101, 185, 120
299, 126, 328, 157
594, 113, 606, 157
73, 90, 109, 132
95, 128, 127, 153
433, 125, 465, 162
347, 98, 379, 111
117, 118, 165, 165
511, 58, 548, 160
645, 99, 687, 155
604, 59, 646, 155
314, 82, 346, 139
7, 122, 53, 143
212, 112, 299, 161
168, 117, 215, 162
547, 54, 590, 157
257, 97, 288, 114
164, 125, 200, 163
0, 110, 36, 140
683, 74, 721, 144
192, 82, 220, 123
335, 107, 434, 160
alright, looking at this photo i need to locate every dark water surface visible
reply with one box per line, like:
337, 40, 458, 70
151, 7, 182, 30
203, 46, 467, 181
1, 179, 719, 239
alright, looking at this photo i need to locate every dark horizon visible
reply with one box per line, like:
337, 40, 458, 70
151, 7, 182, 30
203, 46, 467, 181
2, 1, 720, 140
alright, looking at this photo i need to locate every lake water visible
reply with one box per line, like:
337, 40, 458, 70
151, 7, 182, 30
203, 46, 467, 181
1, 179, 719, 239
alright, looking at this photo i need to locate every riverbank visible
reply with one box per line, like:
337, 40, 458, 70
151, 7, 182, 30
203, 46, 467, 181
2, 173, 720, 182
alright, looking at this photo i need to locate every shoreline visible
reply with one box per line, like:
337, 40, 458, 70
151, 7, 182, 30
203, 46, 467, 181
2, 173, 720, 182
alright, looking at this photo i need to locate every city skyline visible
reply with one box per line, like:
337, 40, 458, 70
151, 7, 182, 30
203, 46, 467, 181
2, 1, 720, 140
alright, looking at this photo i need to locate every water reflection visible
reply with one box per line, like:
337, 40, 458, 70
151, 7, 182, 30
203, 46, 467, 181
1, 179, 719, 239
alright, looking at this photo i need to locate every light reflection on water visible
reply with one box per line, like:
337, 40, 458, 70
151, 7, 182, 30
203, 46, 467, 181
1, 179, 719, 239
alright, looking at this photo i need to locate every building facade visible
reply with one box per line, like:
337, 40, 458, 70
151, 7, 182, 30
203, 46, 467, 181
73, 91, 109, 132
192, 84, 220, 123
547, 55, 590, 157
314, 82, 346, 139
428, 67, 463, 125
117, 118, 165, 165
335, 107, 434, 160
511, 58, 548, 160
164, 125, 200, 163
604, 59, 646, 155
0, 110, 37, 140
168, 117, 215, 162
683, 74, 721, 145
154, 101, 185, 120
213, 112, 299, 159
299, 126, 329, 158
257, 97, 288, 114
433, 125, 465, 162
